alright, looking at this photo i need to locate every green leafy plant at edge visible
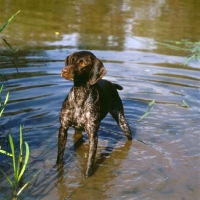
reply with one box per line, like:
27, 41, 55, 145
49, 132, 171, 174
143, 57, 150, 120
0, 10, 20, 74
0, 10, 39, 199
0, 11, 19, 115
0, 126, 40, 200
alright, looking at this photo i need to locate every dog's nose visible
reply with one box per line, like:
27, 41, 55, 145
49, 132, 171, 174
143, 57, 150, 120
61, 68, 67, 77
62, 68, 68, 72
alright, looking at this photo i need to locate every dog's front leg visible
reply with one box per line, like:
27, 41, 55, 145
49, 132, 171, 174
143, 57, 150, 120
56, 126, 68, 166
86, 130, 98, 177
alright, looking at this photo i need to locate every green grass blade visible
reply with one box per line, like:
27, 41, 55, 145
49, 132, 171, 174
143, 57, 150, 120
182, 100, 190, 108
137, 110, 152, 122
4, 91, 9, 105
0, 10, 21, 33
8, 134, 17, 182
0, 168, 13, 187
0, 107, 5, 116
0, 85, 3, 93
0, 149, 13, 156
148, 99, 155, 107
0, 91, 9, 117
8, 58, 19, 73
155, 41, 192, 52
137, 99, 155, 122
17, 181, 30, 196
183, 54, 196, 65
18, 142, 29, 182
2, 38, 18, 52
0, 57, 18, 73
17, 125, 23, 176
17, 170, 40, 196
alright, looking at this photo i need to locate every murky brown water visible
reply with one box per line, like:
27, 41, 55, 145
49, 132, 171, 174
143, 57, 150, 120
0, 0, 200, 199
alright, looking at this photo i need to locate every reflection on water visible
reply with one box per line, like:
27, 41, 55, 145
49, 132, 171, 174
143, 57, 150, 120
0, 0, 200, 199
1, 0, 200, 50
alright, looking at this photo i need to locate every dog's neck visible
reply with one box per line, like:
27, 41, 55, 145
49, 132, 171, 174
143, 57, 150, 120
74, 80, 92, 88
71, 81, 98, 105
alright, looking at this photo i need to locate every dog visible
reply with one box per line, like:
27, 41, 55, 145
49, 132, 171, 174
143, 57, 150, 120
56, 51, 132, 177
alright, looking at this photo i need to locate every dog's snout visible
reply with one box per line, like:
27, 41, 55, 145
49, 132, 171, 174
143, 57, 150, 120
61, 66, 74, 81
62, 67, 68, 73
61, 67, 68, 76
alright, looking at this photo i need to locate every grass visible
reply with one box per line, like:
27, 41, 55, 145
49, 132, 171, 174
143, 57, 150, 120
0, 10, 40, 199
0, 126, 40, 200
0, 10, 21, 33
137, 99, 155, 122
0, 10, 20, 74
155, 40, 200, 65
0, 84, 9, 117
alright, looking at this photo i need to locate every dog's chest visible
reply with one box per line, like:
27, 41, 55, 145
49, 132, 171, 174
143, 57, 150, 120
60, 87, 100, 130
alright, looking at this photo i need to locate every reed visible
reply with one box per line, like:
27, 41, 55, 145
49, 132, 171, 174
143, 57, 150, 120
0, 85, 9, 117
137, 99, 155, 121
0, 126, 40, 200
155, 40, 200, 65
0, 11, 39, 199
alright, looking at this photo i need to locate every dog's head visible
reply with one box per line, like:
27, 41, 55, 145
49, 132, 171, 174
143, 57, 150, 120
61, 51, 107, 85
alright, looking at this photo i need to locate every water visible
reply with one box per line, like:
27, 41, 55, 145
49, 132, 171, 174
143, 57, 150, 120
0, 0, 200, 199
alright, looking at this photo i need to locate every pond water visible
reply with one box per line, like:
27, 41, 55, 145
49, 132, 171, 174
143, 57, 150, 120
0, 0, 200, 199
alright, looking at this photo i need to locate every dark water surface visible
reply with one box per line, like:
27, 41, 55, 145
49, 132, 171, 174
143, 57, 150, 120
0, 0, 200, 199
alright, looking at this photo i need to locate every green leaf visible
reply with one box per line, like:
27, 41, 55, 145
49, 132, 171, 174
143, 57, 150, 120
0, 149, 13, 157
137, 99, 155, 122
182, 100, 190, 108
0, 91, 9, 117
137, 109, 153, 122
0, 10, 21, 33
4, 91, 9, 105
155, 41, 191, 52
0, 168, 13, 187
148, 99, 155, 107
0, 85, 3, 93
17, 125, 23, 176
17, 170, 40, 196
18, 142, 29, 182
8, 134, 17, 182
2, 38, 18, 53
0, 57, 18, 72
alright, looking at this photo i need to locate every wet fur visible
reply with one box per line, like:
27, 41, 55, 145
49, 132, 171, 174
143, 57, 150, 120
56, 51, 132, 177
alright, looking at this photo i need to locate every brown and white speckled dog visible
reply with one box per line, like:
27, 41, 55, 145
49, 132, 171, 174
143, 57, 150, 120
56, 51, 132, 177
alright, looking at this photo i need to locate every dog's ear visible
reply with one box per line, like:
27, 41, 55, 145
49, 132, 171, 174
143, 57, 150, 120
89, 58, 107, 85
65, 52, 77, 66
65, 55, 71, 66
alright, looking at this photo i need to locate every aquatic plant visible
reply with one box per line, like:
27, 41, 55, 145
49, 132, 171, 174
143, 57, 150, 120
0, 126, 40, 200
0, 11, 20, 116
0, 10, 39, 199
137, 99, 155, 121
0, 10, 20, 74
155, 40, 200, 65
0, 85, 9, 117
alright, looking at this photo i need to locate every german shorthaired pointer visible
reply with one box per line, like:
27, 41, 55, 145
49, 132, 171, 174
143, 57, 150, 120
56, 51, 132, 177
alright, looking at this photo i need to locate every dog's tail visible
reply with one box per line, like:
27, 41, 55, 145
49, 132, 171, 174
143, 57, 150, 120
113, 83, 123, 90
